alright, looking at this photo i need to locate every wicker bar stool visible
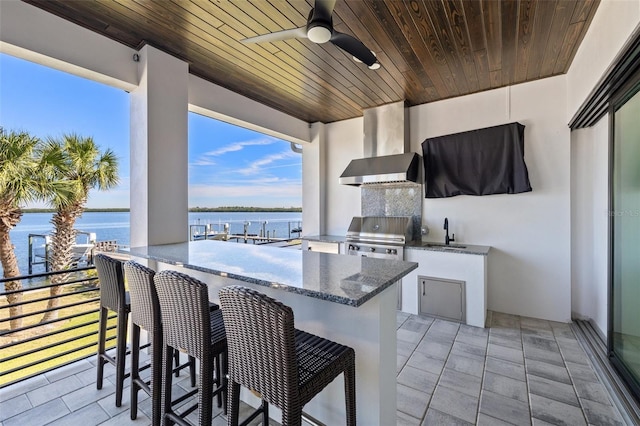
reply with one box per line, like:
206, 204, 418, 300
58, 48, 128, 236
154, 270, 227, 426
125, 261, 208, 425
95, 253, 130, 407
219, 285, 356, 426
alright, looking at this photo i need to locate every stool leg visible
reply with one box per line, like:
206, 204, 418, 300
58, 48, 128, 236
222, 352, 228, 415
188, 355, 196, 387
262, 400, 270, 426
228, 381, 241, 426
96, 306, 108, 390
114, 310, 128, 407
215, 354, 222, 408
130, 324, 140, 420
162, 345, 175, 426
344, 364, 356, 426
281, 402, 301, 426
151, 331, 163, 426
173, 349, 180, 377
199, 356, 214, 426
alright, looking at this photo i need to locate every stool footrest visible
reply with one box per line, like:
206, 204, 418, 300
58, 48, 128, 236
239, 400, 268, 426
171, 387, 198, 407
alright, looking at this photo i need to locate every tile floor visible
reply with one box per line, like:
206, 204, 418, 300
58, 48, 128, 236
395, 311, 625, 425
0, 311, 628, 425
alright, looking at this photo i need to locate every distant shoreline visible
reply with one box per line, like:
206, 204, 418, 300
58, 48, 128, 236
23, 207, 302, 213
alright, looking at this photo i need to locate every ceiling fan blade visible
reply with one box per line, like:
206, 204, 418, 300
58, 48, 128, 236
241, 27, 307, 44
312, 0, 337, 22
330, 31, 377, 67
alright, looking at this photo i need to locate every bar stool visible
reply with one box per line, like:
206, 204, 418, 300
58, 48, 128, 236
219, 285, 356, 426
94, 253, 129, 407
125, 261, 203, 425
154, 270, 228, 426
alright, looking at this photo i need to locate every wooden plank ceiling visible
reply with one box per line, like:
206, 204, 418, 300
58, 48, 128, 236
24, 0, 600, 124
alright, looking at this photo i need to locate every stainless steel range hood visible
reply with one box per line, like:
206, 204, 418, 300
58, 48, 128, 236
339, 101, 422, 186
339, 152, 421, 186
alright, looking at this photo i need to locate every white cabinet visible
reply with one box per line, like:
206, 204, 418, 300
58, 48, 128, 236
402, 248, 488, 328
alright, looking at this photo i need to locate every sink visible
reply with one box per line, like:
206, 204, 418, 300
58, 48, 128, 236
421, 242, 468, 250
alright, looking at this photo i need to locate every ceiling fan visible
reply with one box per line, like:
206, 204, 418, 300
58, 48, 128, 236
241, 0, 380, 70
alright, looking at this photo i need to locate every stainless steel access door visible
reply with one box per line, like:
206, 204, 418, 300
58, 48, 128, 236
419, 276, 466, 323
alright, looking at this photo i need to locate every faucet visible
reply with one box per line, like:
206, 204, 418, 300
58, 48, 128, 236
444, 218, 455, 245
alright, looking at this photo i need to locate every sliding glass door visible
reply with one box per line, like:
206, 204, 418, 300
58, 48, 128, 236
610, 70, 640, 396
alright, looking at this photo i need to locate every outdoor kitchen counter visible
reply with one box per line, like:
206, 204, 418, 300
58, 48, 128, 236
405, 240, 491, 255
127, 239, 417, 426
127, 240, 416, 307
300, 234, 346, 243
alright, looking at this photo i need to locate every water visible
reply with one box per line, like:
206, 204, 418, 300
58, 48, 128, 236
2, 211, 302, 288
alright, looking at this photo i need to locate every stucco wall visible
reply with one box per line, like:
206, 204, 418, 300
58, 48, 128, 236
325, 118, 363, 236
570, 121, 609, 336
323, 77, 572, 322
412, 77, 571, 322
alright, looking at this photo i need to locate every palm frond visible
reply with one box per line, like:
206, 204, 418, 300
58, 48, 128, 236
44, 133, 120, 207
0, 129, 42, 205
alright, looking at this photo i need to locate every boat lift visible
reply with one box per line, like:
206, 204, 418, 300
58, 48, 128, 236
27, 231, 98, 274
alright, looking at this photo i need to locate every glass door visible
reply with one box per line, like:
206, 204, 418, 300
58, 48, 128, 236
610, 71, 640, 396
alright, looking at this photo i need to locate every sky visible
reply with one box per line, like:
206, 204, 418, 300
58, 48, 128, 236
0, 53, 302, 209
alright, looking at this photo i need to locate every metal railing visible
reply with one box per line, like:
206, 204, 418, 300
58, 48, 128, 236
27, 231, 98, 274
189, 220, 303, 242
0, 266, 116, 389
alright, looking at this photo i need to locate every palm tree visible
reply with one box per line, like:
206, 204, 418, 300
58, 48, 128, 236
0, 129, 70, 330
41, 134, 118, 323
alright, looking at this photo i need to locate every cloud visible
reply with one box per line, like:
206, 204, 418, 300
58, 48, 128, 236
237, 150, 300, 175
189, 182, 301, 207
206, 138, 276, 156
218, 176, 284, 184
191, 158, 217, 167
191, 137, 278, 167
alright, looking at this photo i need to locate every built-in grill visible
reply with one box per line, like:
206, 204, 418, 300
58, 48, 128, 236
345, 216, 414, 260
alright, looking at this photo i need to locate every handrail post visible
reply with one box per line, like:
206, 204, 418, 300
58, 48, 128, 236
45, 238, 50, 272
28, 234, 33, 275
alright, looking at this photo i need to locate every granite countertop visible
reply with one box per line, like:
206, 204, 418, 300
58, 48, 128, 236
300, 235, 346, 243
126, 240, 417, 307
405, 240, 491, 256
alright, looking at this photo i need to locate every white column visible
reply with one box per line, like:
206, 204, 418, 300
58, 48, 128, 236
130, 45, 189, 247
302, 122, 326, 236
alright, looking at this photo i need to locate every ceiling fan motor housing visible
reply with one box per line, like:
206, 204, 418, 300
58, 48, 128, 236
306, 9, 332, 44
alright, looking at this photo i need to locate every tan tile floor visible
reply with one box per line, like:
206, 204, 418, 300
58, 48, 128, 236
0, 311, 628, 425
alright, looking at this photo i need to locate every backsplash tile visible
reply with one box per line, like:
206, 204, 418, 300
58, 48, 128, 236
361, 183, 422, 241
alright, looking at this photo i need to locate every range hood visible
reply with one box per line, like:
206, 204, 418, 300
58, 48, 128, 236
339, 101, 422, 186
339, 152, 421, 186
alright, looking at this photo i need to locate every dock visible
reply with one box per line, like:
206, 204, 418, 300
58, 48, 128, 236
189, 220, 302, 245
27, 232, 124, 274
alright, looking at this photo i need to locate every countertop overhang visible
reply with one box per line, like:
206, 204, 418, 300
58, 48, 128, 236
125, 240, 417, 307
